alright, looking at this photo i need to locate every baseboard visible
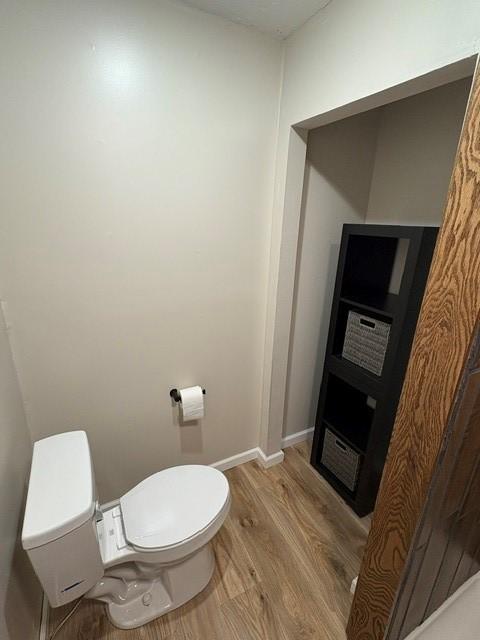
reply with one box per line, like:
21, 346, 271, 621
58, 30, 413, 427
256, 448, 285, 468
211, 431, 314, 473
211, 448, 260, 472
281, 427, 314, 449
39, 594, 49, 640
211, 447, 284, 471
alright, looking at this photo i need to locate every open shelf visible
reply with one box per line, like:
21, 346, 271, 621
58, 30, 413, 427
331, 301, 393, 384
341, 234, 398, 301
340, 290, 399, 318
312, 224, 439, 516
328, 354, 383, 395
323, 374, 374, 453
323, 420, 364, 455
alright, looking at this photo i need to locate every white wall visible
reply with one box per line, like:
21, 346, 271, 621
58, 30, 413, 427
367, 78, 471, 225
262, 0, 480, 453
0, 308, 41, 640
0, 0, 282, 501
283, 110, 380, 436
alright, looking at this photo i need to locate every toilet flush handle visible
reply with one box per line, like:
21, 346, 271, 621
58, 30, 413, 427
94, 501, 103, 523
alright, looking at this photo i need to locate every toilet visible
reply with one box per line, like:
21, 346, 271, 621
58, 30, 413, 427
21, 431, 230, 629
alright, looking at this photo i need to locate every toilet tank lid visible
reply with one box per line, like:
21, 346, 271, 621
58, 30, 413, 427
22, 431, 96, 550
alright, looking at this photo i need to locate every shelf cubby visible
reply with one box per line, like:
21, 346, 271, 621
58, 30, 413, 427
311, 224, 438, 516
339, 291, 399, 318
323, 374, 374, 453
332, 301, 393, 368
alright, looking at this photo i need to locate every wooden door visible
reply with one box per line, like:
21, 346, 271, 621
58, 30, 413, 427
386, 333, 480, 639
346, 63, 480, 640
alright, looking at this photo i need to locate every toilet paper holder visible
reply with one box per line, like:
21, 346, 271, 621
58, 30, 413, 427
170, 388, 206, 403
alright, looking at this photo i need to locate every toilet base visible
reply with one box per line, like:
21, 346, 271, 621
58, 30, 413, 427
104, 544, 215, 630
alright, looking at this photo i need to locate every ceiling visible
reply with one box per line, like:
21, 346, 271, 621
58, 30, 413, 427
178, 0, 332, 39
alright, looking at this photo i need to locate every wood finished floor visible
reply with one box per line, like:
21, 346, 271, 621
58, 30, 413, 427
48, 443, 370, 639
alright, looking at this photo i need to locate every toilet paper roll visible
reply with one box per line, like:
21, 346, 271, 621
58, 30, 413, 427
179, 386, 205, 421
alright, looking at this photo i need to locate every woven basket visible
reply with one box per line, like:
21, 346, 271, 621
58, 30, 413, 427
321, 429, 361, 492
342, 310, 390, 376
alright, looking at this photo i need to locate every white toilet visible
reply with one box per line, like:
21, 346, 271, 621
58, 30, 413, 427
22, 431, 230, 629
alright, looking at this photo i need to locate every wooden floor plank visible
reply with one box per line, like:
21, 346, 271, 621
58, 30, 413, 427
243, 458, 359, 578
227, 464, 337, 639
295, 443, 372, 534
48, 442, 369, 639
221, 584, 292, 640
210, 508, 260, 606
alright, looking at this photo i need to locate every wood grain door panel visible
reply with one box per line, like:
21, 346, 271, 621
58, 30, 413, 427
389, 367, 480, 638
347, 64, 480, 640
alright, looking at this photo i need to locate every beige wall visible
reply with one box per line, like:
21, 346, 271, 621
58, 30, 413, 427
262, 0, 480, 454
0, 307, 41, 640
283, 110, 380, 436
0, 0, 282, 501
0, 0, 477, 511
366, 78, 471, 225
284, 77, 470, 437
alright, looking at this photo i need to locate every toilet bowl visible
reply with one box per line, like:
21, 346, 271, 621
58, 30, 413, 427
22, 431, 230, 629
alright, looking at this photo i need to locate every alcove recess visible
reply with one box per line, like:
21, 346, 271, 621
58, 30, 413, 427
311, 224, 438, 516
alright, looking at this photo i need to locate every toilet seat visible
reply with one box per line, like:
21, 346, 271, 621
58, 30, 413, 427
120, 465, 230, 553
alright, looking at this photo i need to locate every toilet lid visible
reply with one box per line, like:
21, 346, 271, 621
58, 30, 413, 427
120, 465, 230, 550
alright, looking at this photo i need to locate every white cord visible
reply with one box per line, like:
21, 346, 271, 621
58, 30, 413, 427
48, 598, 83, 640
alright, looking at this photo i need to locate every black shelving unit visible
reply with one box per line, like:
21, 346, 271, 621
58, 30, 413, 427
310, 224, 438, 516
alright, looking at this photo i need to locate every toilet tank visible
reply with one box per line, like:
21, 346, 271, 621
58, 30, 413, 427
22, 431, 104, 607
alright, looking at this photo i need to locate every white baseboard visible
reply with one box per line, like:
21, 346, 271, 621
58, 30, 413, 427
211, 446, 284, 471
281, 427, 314, 449
211, 448, 260, 472
39, 594, 49, 640
211, 429, 314, 473
256, 448, 285, 468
